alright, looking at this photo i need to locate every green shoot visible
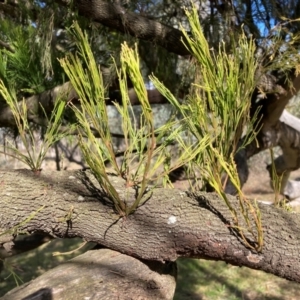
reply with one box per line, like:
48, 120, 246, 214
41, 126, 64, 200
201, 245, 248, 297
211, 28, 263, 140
0, 81, 69, 172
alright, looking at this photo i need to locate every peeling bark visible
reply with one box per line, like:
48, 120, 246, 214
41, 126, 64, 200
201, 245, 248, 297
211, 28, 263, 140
0, 170, 300, 283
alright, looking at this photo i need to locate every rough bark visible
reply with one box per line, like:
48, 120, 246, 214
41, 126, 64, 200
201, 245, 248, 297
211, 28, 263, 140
0, 170, 300, 283
1, 248, 177, 300
72, 0, 190, 57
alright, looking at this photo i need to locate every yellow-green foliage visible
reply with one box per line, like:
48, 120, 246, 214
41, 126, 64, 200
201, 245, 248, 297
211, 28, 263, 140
61, 7, 263, 250
0, 81, 68, 172
152, 6, 263, 251
60, 23, 209, 216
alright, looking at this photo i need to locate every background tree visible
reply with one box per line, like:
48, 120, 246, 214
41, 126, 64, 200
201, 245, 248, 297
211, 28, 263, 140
1, 0, 300, 299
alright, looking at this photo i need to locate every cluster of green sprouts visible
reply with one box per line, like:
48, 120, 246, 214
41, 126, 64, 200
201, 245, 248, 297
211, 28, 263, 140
60, 22, 209, 215
0, 7, 265, 251
153, 8, 263, 251
0, 82, 68, 173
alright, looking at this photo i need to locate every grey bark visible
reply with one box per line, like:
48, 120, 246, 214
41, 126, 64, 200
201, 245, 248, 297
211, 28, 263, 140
1, 248, 177, 300
0, 170, 300, 283
73, 0, 190, 57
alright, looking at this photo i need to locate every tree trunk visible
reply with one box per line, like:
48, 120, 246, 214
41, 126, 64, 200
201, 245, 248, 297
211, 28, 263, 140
0, 170, 300, 283
1, 248, 177, 300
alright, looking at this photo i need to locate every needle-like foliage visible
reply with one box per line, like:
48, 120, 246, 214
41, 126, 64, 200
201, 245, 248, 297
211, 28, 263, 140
152, 6, 263, 251
60, 22, 209, 215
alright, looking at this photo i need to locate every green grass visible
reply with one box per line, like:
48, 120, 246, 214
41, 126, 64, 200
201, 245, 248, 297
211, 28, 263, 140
175, 258, 300, 300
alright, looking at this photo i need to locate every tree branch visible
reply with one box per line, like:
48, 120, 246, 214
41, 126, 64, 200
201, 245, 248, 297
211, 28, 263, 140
0, 80, 170, 133
0, 169, 300, 283
260, 73, 300, 131
71, 0, 190, 57
0, 39, 14, 53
